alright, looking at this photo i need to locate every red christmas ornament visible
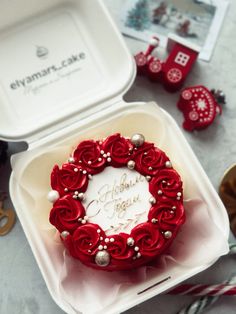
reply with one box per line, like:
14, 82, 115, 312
134, 37, 160, 75
177, 85, 222, 131
162, 34, 200, 92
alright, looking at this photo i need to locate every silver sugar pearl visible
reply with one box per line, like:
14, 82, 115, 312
165, 161, 172, 168
136, 252, 141, 258
61, 231, 70, 239
98, 245, 103, 250
131, 133, 145, 147
157, 190, 163, 195
95, 250, 110, 267
151, 218, 158, 224
164, 231, 172, 239
146, 176, 151, 182
78, 193, 85, 201
127, 160, 135, 170
134, 246, 139, 252
68, 157, 75, 163
127, 237, 135, 247
149, 196, 156, 205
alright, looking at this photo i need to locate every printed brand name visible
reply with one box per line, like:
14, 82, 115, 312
10, 52, 85, 90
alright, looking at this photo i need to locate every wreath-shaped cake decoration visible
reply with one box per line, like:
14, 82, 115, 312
48, 133, 185, 271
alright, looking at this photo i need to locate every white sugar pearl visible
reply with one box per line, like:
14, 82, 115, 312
47, 190, 60, 203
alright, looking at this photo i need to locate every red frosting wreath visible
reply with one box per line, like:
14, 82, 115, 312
48, 133, 185, 271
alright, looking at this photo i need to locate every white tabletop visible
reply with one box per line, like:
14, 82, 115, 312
1, 0, 236, 313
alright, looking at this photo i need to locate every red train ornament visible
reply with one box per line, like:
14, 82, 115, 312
177, 85, 223, 131
147, 56, 164, 82
162, 34, 200, 92
134, 37, 160, 75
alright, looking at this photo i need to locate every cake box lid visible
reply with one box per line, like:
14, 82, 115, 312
0, 0, 136, 144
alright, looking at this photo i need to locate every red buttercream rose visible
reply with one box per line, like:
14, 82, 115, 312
72, 223, 105, 257
51, 164, 88, 196
134, 143, 169, 176
148, 202, 185, 231
149, 169, 183, 200
73, 140, 106, 174
131, 222, 165, 257
102, 133, 133, 167
107, 234, 133, 260
49, 195, 85, 233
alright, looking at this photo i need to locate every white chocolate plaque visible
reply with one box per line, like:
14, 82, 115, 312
83, 167, 151, 235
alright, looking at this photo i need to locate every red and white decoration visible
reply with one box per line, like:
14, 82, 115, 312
147, 56, 164, 82
134, 37, 160, 75
162, 35, 200, 92
178, 85, 222, 131
134, 34, 199, 92
48, 133, 185, 271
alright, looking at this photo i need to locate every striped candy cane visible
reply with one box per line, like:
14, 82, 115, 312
173, 243, 236, 314
169, 283, 236, 296
175, 274, 236, 314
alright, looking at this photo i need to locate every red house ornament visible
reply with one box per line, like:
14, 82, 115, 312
162, 34, 200, 92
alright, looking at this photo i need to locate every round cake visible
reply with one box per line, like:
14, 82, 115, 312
48, 133, 185, 271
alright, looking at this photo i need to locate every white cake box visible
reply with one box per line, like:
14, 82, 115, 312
0, 0, 229, 313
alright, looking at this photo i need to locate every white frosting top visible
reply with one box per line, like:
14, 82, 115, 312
83, 167, 151, 235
